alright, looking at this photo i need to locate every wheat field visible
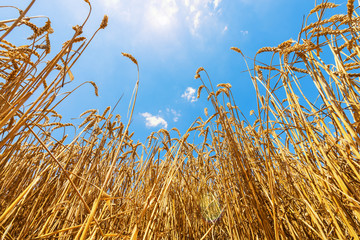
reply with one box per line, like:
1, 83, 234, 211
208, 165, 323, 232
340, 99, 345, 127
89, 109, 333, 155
1, 0, 360, 239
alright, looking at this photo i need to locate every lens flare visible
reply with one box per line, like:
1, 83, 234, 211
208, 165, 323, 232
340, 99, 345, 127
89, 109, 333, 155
199, 192, 223, 222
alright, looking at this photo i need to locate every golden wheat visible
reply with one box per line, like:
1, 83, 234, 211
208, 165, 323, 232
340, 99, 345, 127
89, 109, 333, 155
1, 1, 360, 239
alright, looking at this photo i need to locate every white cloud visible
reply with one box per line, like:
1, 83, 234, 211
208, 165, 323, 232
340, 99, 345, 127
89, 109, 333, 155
141, 112, 168, 128
167, 108, 181, 122
182, 0, 224, 36
240, 30, 249, 36
171, 109, 181, 122
193, 11, 201, 30
181, 87, 197, 102
222, 25, 228, 34
99, 0, 225, 38
213, 0, 222, 9
97, 0, 228, 39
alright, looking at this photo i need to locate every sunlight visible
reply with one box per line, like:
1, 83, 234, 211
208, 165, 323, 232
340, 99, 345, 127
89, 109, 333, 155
98, 0, 226, 44
144, 0, 179, 32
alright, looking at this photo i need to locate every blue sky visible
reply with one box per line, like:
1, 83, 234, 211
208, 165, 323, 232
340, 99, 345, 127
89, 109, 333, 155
4, 0, 347, 142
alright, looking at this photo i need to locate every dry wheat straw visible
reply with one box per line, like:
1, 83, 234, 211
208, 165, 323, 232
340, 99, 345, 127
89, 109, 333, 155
195, 67, 204, 79
197, 85, 205, 99
347, 0, 355, 19
121, 52, 138, 65
99, 15, 108, 29
2, 1, 360, 239
309, 2, 339, 15
230, 47, 244, 56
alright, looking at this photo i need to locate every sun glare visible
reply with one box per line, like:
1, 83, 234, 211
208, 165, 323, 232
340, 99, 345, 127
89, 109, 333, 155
99, 0, 226, 45
145, 0, 179, 32
147, 7, 172, 29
